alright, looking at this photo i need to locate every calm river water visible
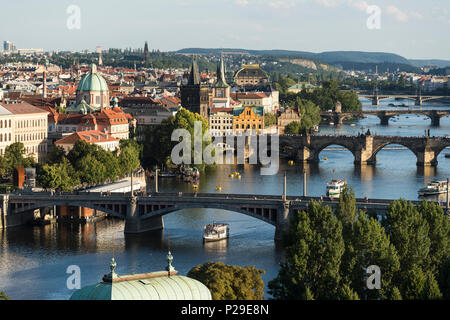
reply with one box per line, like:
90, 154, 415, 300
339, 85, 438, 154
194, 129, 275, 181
1, 98, 450, 299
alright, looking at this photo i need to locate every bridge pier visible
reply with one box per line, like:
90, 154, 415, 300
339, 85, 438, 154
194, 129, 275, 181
415, 97, 422, 106
124, 196, 164, 233
430, 112, 440, 127
274, 201, 291, 241
1, 195, 9, 230
372, 97, 379, 106
416, 149, 438, 167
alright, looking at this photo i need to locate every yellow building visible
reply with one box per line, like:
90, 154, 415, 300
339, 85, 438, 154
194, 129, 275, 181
233, 106, 264, 135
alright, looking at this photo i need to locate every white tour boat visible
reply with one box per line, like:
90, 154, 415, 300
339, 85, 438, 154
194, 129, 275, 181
326, 179, 347, 198
418, 180, 448, 196
203, 223, 230, 242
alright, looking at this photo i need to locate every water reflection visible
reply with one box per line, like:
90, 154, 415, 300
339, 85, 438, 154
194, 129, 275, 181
203, 239, 228, 255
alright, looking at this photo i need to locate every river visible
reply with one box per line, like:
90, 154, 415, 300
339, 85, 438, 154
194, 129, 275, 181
1, 98, 449, 300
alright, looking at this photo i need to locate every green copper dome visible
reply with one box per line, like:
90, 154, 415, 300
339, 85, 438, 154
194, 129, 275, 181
69, 257, 212, 300
77, 64, 109, 93
69, 274, 212, 300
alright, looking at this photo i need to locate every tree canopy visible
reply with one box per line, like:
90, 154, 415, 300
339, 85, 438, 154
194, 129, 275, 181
187, 261, 266, 300
269, 187, 448, 300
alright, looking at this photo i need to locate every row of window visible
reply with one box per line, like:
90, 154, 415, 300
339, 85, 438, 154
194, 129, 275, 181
15, 132, 46, 142
210, 119, 232, 124
16, 118, 46, 129
0, 119, 12, 128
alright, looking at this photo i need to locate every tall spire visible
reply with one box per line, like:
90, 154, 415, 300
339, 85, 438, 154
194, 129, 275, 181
144, 41, 150, 62
214, 55, 229, 88
187, 57, 200, 86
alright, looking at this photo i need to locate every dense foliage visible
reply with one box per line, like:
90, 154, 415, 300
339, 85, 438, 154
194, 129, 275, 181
269, 187, 450, 300
142, 108, 211, 170
0, 142, 36, 179
283, 98, 321, 134
280, 80, 362, 112
37, 139, 141, 191
0, 291, 9, 300
187, 261, 266, 300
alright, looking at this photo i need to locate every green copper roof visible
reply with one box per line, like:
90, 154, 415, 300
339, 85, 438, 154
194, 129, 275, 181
70, 274, 212, 300
233, 106, 264, 116
77, 64, 109, 92
69, 257, 212, 300
65, 99, 100, 114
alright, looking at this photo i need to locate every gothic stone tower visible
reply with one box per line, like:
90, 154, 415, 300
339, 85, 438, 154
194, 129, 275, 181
180, 59, 209, 119
144, 41, 150, 62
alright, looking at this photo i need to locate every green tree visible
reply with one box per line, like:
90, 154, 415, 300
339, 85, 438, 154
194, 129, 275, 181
283, 121, 301, 135
401, 266, 442, 300
118, 143, 141, 177
418, 200, 450, 277
143, 108, 211, 169
336, 187, 400, 300
2, 142, 36, 175
268, 201, 345, 299
439, 258, 450, 299
0, 291, 9, 300
187, 261, 266, 300
295, 98, 321, 134
264, 112, 277, 127
38, 158, 79, 192
383, 199, 431, 282
46, 146, 67, 165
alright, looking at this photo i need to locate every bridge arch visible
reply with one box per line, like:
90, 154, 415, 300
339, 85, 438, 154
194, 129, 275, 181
368, 142, 419, 164
311, 142, 357, 162
138, 203, 277, 226
10, 201, 127, 220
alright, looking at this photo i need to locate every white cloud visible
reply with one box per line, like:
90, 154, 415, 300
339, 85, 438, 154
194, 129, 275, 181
409, 12, 423, 20
386, 5, 408, 22
269, 1, 296, 9
351, 0, 368, 12
235, 0, 249, 7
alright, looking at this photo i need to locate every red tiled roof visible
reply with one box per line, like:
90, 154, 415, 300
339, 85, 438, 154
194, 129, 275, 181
55, 130, 118, 145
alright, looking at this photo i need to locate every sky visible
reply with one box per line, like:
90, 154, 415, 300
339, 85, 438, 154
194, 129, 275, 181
1, 0, 449, 60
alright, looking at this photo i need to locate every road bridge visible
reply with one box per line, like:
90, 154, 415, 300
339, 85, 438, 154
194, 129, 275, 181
2, 191, 448, 240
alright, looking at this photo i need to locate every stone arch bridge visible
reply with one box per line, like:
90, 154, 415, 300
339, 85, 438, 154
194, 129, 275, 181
279, 134, 450, 167
320, 109, 450, 126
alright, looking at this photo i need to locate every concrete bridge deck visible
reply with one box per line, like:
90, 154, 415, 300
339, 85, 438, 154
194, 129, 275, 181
2, 191, 448, 240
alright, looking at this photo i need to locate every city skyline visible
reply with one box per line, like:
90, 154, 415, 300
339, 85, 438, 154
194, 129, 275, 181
0, 0, 449, 60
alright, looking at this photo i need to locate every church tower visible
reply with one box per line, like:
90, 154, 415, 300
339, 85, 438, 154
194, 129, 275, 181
144, 41, 150, 62
180, 58, 210, 119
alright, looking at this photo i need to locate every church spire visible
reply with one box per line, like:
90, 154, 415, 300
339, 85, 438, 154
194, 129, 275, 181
214, 55, 229, 88
187, 57, 200, 86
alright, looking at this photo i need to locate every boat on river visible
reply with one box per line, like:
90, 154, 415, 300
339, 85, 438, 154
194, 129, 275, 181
418, 180, 448, 196
203, 223, 229, 242
326, 179, 347, 198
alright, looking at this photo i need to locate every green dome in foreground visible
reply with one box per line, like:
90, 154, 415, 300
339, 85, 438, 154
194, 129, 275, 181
69, 257, 212, 300
77, 64, 109, 93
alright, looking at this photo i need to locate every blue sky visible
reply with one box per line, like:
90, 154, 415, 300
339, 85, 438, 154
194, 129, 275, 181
1, 0, 449, 59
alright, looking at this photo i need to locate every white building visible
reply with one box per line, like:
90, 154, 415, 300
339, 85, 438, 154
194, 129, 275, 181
209, 108, 234, 137
0, 102, 48, 162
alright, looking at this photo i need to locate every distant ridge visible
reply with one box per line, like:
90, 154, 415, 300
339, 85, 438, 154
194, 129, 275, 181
175, 48, 450, 69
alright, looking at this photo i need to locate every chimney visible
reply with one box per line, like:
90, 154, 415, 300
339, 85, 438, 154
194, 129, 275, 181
43, 70, 47, 98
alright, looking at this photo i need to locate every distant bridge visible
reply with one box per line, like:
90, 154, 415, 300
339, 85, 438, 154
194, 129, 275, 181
359, 94, 447, 106
320, 109, 450, 126
2, 191, 448, 240
278, 134, 450, 167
